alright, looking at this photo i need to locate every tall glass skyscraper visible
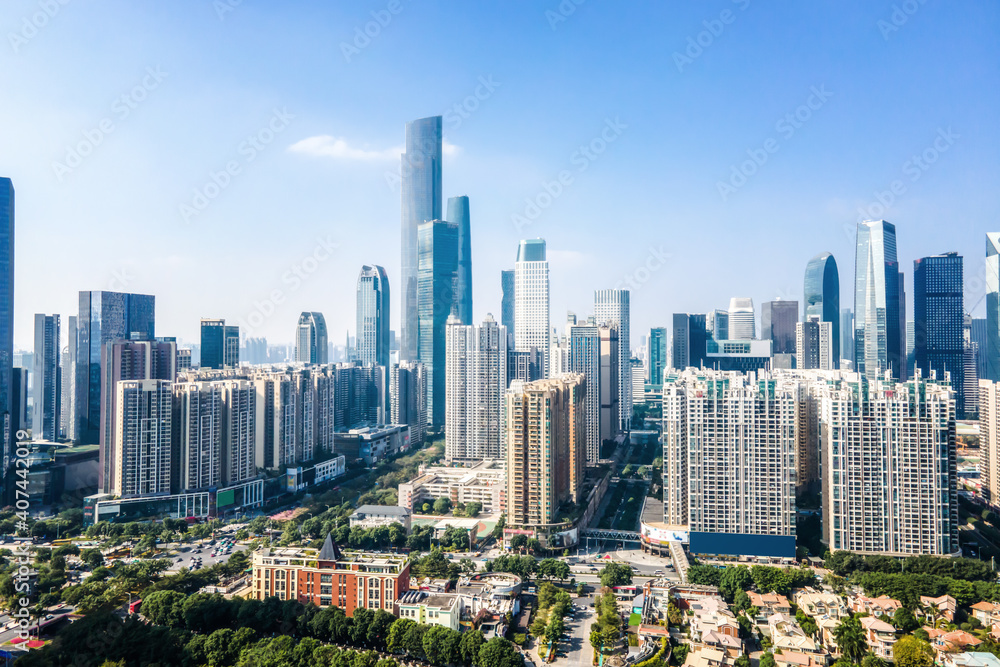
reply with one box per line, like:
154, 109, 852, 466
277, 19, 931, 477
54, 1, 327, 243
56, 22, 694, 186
648, 327, 668, 384
914, 252, 966, 416
854, 220, 901, 380
514, 239, 550, 378
76, 291, 155, 444
400, 116, 442, 362
417, 219, 459, 426
987, 233, 1000, 381
356, 265, 390, 369
32, 314, 61, 441
803, 252, 840, 366
840, 308, 854, 367
295, 312, 329, 364
761, 300, 799, 355
500, 269, 515, 345
595, 289, 630, 428
448, 196, 473, 325
200, 318, 240, 369
0, 178, 12, 479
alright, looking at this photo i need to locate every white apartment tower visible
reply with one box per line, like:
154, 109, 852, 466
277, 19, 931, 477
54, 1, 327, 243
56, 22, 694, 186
796, 318, 834, 370
445, 314, 508, 462
514, 239, 550, 378
175, 381, 224, 491
595, 289, 631, 428
979, 379, 1000, 508
111, 379, 173, 497
728, 297, 756, 339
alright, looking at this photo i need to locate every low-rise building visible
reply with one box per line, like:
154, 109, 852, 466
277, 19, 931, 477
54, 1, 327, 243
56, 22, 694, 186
395, 590, 462, 631
850, 594, 902, 617
689, 598, 740, 644
793, 589, 848, 620
767, 613, 821, 655
398, 460, 505, 513
749, 592, 792, 623
774, 651, 826, 667
250, 535, 409, 615
941, 652, 1000, 667
861, 616, 897, 660
926, 628, 983, 663
683, 646, 740, 667
334, 425, 410, 465
919, 594, 958, 624
349, 505, 412, 533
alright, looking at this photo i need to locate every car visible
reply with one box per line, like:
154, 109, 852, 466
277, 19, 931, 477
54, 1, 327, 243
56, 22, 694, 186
654, 570, 664, 575
45, 614, 53, 620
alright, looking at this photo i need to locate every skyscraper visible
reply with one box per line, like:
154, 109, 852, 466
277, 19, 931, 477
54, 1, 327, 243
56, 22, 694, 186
761, 300, 798, 354
854, 220, 901, 380
671, 313, 708, 370
987, 233, 1000, 381
648, 327, 668, 385
401, 116, 443, 362
501, 269, 515, 345
356, 265, 390, 369
0, 178, 12, 477
803, 252, 841, 367
914, 252, 966, 417
417, 219, 459, 426
514, 239, 550, 378
295, 312, 329, 365
569, 322, 614, 463
448, 196, 473, 325
840, 308, 854, 367
389, 361, 427, 447
76, 291, 155, 445
200, 319, 240, 369
796, 319, 833, 370
595, 289, 630, 429
61, 315, 77, 441
111, 379, 173, 497
708, 309, 729, 341
32, 314, 61, 441
972, 318, 988, 383
445, 314, 507, 462
728, 298, 755, 339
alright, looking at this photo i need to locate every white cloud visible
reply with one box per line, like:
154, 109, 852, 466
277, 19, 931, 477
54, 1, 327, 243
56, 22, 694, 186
288, 135, 461, 160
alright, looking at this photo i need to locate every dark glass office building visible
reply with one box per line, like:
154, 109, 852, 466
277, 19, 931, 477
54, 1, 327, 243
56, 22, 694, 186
201, 318, 240, 369
356, 265, 390, 369
804, 252, 840, 366
672, 313, 708, 370
448, 196, 473, 325
761, 300, 799, 355
76, 291, 155, 444
914, 252, 966, 416
417, 219, 459, 426
0, 178, 13, 480
648, 327, 668, 384
500, 269, 515, 346
401, 116, 442, 362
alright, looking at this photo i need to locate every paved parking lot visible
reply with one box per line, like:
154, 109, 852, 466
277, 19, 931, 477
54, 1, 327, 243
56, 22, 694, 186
168, 539, 248, 572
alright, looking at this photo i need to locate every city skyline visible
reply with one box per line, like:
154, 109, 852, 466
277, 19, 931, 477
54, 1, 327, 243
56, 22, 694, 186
2, 3, 997, 349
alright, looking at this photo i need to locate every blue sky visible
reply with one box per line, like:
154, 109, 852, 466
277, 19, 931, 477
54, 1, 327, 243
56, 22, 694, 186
1, 0, 998, 350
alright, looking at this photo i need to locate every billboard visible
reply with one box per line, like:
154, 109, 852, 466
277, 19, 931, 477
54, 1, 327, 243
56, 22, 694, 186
689, 531, 795, 559
640, 522, 689, 545
216, 488, 236, 508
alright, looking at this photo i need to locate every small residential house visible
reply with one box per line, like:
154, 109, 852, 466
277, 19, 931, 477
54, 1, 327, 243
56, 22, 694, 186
748, 592, 792, 623
918, 594, 958, 624
861, 616, 897, 660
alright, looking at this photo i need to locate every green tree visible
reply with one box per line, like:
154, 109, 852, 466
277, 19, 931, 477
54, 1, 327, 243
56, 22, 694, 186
387, 618, 414, 653
892, 635, 934, 667
833, 616, 869, 665
861, 653, 887, 667
760, 653, 776, 667
599, 562, 632, 588
893, 607, 920, 633
477, 637, 524, 667
465, 502, 482, 517
433, 497, 452, 514
460, 628, 486, 665
719, 566, 753, 602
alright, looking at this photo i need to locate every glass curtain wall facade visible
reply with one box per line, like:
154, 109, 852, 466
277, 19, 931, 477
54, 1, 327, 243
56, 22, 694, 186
804, 252, 841, 367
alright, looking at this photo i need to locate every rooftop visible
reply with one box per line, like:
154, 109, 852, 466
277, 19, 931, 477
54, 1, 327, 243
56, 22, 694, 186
352, 505, 411, 517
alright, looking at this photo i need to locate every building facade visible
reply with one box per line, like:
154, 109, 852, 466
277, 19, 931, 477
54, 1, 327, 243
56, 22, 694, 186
728, 298, 756, 340
514, 239, 550, 378
595, 289, 631, 428
804, 252, 841, 367
398, 459, 505, 514
0, 177, 12, 479
672, 314, 708, 370
762, 300, 798, 356
356, 266, 390, 369
448, 196, 473, 325
501, 269, 515, 346
854, 220, 902, 380
796, 319, 834, 371
418, 219, 459, 426
295, 312, 329, 365
32, 314, 61, 441
200, 319, 239, 369
111, 379, 173, 497
389, 361, 426, 447
914, 252, 966, 417
648, 327, 668, 385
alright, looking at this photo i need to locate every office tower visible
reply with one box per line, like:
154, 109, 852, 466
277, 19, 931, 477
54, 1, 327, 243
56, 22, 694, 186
990, 234, 1000, 381
599, 326, 621, 445
76, 291, 155, 445
661, 370, 798, 558
10, 368, 27, 443
401, 116, 443, 362
418, 220, 460, 426
448, 196, 473, 325
972, 318, 988, 384
728, 298, 755, 339
0, 178, 12, 477
505, 374, 586, 530
796, 319, 833, 370
840, 308, 854, 368
914, 252, 965, 417
822, 372, 958, 555
761, 300, 798, 354
294, 312, 328, 365
99, 337, 177, 493
906, 321, 916, 378
804, 252, 841, 367
514, 239, 550, 378
61, 315, 76, 440
507, 349, 542, 386
110, 379, 173, 497
569, 322, 612, 463
445, 314, 507, 462
31, 314, 60, 441
854, 220, 901, 380
356, 265, 390, 369
648, 327, 668, 385
200, 318, 240, 369
899, 272, 908, 381
501, 270, 515, 344
630, 359, 645, 406
175, 381, 223, 491
671, 314, 708, 370
389, 361, 426, 447
708, 309, 729, 342
595, 289, 630, 429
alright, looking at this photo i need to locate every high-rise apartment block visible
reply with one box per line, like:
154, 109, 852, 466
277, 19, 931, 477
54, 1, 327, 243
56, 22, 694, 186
389, 361, 427, 447
445, 314, 507, 462
569, 322, 617, 463
110, 379, 173, 497
505, 374, 585, 535
796, 319, 834, 370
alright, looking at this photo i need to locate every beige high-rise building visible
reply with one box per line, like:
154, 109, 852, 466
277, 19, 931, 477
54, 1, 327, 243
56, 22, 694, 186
505, 374, 585, 533
445, 314, 507, 462
980, 379, 1000, 507
111, 379, 173, 498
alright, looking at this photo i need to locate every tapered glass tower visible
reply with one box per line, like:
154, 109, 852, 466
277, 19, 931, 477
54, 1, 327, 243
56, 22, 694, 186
448, 196, 473, 325
357, 265, 390, 369
854, 220, 901, 380
803, 252, 841, 367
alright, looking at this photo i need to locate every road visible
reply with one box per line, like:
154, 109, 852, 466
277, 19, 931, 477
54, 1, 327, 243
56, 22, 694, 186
562, 603, 595, 667
0, 605, 75, 644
